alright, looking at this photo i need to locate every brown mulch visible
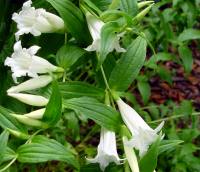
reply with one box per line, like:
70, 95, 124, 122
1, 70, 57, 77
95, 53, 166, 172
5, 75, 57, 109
132, 40, 200, 109
148, 41, 200, 109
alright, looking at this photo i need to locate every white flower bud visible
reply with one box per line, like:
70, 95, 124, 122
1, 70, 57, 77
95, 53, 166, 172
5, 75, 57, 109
8, 93, 48, 106
24, 108, 45, 119
123, 136, 139, 172
7, 75, 52, 93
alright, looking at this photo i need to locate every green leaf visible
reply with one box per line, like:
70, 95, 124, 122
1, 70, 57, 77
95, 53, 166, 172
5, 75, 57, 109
101, 10, 133, 24
59, 81, 104, 100
91, 0, 112, 11
46, 0, 90, 44
174, 100, 193, 116
99, 22, 121, 67
0, 130, 9, 159
56, 44, 86, 70
17, 135, 79, 169
0, 106, 27, 133
178, 45, 193, 73
83, 0, 102, 15
145, 52, 175, 69
63, 97, 122, 131
157, 66, 172, 84
139, 136, 161, 172
159, 139, 184, 154
0, 147, 16, 164
178, 29, 200, 42
109, 36, 147, 91
42, 81, 62, 126
81, 163, 101, 172
137, 76, 151, 104
120, 0, 138, 16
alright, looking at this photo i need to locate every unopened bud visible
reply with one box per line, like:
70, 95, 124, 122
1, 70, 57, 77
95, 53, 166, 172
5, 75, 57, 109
7, 75, 52, 93
134, 3, 154, 22
7, 128, 29, 139
24, 108, 45, 119
8, 93, 48, 106
123, 136, 139, 172
138, 1, 154, 9
11, 114, 47, 128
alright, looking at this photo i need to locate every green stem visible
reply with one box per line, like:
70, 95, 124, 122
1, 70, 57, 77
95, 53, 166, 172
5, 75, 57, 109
25, 129, 43, 144
100, 65, 111, 91
0, 157, 17, 172
140, 105, 160, 110
64, 33, 67, 44
149, 112, 200, 124
62, 71, 67, 82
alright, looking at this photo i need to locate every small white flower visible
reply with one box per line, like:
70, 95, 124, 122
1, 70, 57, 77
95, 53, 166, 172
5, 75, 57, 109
7, 75, 52, 93
4, 41, 60, 83
12, 0, 65, 40
87, 128, 123, 171
85, 12, 125, 53
117, 98, 164, 157
8, 93, 48, 106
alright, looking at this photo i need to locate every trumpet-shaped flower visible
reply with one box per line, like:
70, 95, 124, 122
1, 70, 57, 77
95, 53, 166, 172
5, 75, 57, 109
7, 75, 52, 93
87, 128, 123, 171
117, 98, 164, 157
85, 12, 125, 53
12, 0, 65, 40
8, 93, 48, 106
4, 41, 60, 83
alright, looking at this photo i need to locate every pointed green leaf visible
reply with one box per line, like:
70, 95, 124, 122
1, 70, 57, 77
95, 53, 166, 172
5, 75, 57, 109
46, 0, 90, 44
137, 77, 151, 104
17, 135, 79, 169
178, 45, 193, 73
0, 147, 16, 164
63, 97, 122, 131
59, 81, 104, 100
120, 0, 138, 17
56, 44, 86, 70
139, 136, 161, 172
159, 139, 184, 154
109, 36, 147, 91
0, 130, 9, 160
0, 106, 27, 133
178, 29, 200, 42
42, 81, 62, 126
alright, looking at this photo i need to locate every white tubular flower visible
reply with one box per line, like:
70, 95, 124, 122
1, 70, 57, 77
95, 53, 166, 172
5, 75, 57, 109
116, 98, 164, 157
24, 108, 45, 119
87, 128, 123, 171
85, 12, 125, 53
8, 93, 48, 106
4, 41, 60, 83
7, 75, 52, 93
12, 0, 65, 40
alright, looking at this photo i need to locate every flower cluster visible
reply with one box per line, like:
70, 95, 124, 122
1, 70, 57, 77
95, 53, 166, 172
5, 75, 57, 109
5, 0, 64, 122
83, 7, 164, 172
4, 0, 163, 171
